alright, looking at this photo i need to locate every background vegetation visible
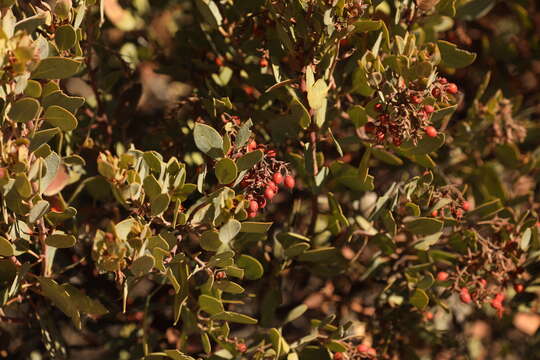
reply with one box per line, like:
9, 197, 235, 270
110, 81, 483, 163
0, 0, 539, 359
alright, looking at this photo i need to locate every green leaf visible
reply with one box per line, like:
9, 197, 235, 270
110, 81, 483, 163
193, 123, 224, 158
410, 288, 429, 309
307, 79, 328, 110
0, 236, 14, 256
200, 230, 222, 251
240, 221, 273, 233
465, 199, 503, 219
143, 175, 162, 200
208, 251, 235, 267
348, 105, 368, 127
297, 247, 340, 262
131, 255, 155, 277
404, 217, 444, 235
219, 219, 241, 244
284, 304, 307, 324
211, 311, 258, 325
215, 158, 238, 184
14, 174, 32, 198
30, 128, 60, 152
237, 150, 263, 172
371, 148, 403, 165
215, 280, 245, 294
45, 231, 76, 248
38, 277, 81, 329
44, 105, 78, 131
291, 97, 311, 129
42, 90, 85, 113
55, 24, 77, 50
430, 105, 457, 123
151, 193, 170, 216
32, 57, 82, 79
284, 242, 310, 258
163, 349, 196, 360
29, 200, 50, 223
436, 0, 456, 16
8, 97, 40, 123
199, 294, 224, 315
236, 254, 264, 280
437, 40, 476, 69
401, 133, 445, 155
195, 0, 222, 29
24, 80, 43, 98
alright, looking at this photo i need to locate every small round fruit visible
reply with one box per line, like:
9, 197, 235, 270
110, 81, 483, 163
514, 284, 524, 293
259, 58, 269, 67
446, 83, 458, 94
266, 150, 276, 157
284, 175, 295, 189
462, 201, 471, 211
438, 77, 448, 85
333, 352, 344, 360
431, 210, 438, 217
367, 347, 376, 356
268, 181, 278, 192
273, 172, 283, 184
436, 271, 449, 282
410, 94, 422, 104
479, 278, 487, 288
215, 271, 226, 280
247, 140, 257, 151
460, 288, 471, 304
425, 126, 437, 138
356, 344, 369, 353
374, 103, 383, 112
425, 312, 434, 320
236, 343, 247, 353
264, 187, 275, 200
424, 104, 435, 114
392, 137, 402, 147
258, 198, 267, 209
249, 200, 259, 212
248, 211, 257, 218
215, 56, 224, 67
431, 87, 441, 98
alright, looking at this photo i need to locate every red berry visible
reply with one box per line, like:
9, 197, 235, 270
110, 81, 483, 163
333, 353, 344, 360
431, 87, 441, 98
462, 201, 471, 211
495, 293, 505, 302
264, 187, 275, 200
460, 288, 471, 304
392, 137, 402, 147
258, 198, 267, 209
266, 150, 276, 157
215, 56, 224, 67
236, 343, 247, 353
247, 140, 257, 151
424, 105, 435, 114
455, 209, 463, 218
446, 83, 458, 94
357, 344, 369, 353
364, 122, 376, 133
374, 103, 383, 112
376, 131, 385, 141
425, 126, 437, 138
248, 211, 257, 218
438, 77, 448, 85
215, 271, 226, 280
479, 279, 487, 288
259, 58, 269, 67
431, 210, 438, 217
367, 348, 376, 356
0, 168, 6, 178
436, 271, 449, 282
268, 181, 278, 192
249, 200, 259, 212
410, 94, 422, 104
514, 284, 525, 293
425, 312, 434, 320
273, 172, 283, 184
284, 175, 295, 189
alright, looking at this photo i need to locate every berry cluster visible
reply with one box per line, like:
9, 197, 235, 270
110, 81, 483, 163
333, 343, 377, 359
427, 186, 471, 220
363, 78, 459, 146
239, 140, 295, 218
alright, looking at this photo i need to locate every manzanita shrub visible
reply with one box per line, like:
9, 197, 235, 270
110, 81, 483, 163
0, 0, 539, 359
